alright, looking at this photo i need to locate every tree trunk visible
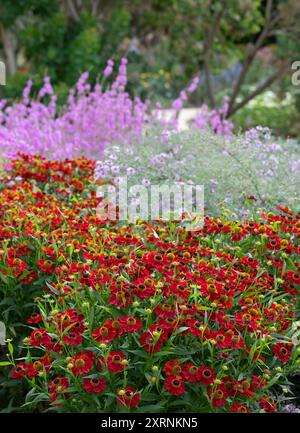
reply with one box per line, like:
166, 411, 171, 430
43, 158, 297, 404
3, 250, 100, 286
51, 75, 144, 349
226, 62, 290, 118
0, 25, 17, 76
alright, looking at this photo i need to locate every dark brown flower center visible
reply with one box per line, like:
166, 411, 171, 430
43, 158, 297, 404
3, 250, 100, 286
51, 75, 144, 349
214, 390, 224, 399
33, 361, 43, 370
75, 359, 85, 368
173, 366, 182, 375
34, 332, 42, 340
112, 321, 120, 329
100, 327, 108, 336
242, 380, 250, 391
238, 406, 248, 413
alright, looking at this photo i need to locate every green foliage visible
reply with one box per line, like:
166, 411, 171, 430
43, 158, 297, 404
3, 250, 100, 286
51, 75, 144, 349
100, 7, 131, 59
21, 12, 67, 82
0, 0, 300, 135
101, 126, 300, 216
233, 98, 299, 137
2, 71, 29, 100
66, 26, 101, 84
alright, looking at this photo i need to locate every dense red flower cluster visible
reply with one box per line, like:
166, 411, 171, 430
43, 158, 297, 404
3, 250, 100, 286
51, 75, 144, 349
1, 154, 299, 413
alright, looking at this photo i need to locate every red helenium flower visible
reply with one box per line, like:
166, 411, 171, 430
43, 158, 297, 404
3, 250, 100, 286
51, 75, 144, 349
117, 387, 141, 408
272, 343, 292, 363
83, 377, 107, 394
71, 351, 95, 376
106, 351, 126, 372
164, 375, 186, 396
197, 366, 216, 386
163, 360, 183, 377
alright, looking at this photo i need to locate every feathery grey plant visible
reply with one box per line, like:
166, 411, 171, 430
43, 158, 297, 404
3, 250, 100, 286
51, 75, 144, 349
281, 404, 300, 413
95, 126, 300, 216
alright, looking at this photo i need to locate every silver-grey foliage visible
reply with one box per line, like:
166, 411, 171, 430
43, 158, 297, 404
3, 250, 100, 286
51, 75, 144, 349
95, 126, 300, 216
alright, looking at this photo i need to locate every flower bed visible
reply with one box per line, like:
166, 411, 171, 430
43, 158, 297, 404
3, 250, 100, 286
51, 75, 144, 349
0, 154, 299, 413
98, 126, 300, 215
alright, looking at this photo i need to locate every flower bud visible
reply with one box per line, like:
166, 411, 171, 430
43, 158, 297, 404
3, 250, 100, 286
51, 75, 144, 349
51, 309, 59, 316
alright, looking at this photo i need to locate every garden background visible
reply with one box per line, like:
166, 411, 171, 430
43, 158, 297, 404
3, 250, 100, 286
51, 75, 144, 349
0, 0, 300, 414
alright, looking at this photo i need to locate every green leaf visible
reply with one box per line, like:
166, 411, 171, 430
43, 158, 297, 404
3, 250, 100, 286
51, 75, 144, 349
7, 341, 14, 357
139, 403, 165, 412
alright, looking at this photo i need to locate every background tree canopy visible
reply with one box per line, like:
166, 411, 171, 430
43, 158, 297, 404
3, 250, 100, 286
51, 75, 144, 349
0, 0, 299, 136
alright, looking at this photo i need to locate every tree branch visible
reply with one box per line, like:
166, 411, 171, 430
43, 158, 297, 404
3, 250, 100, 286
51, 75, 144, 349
203, 1, 228, 107
226, 61, 290, 117
66, 0, 80, 22
227, 0, 279, 117
0, 24, 17, 76
91, 0, 100, 16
